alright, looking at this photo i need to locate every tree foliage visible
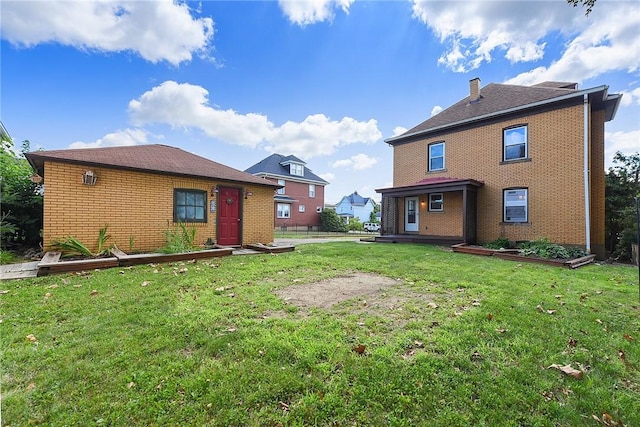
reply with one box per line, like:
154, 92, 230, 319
0, 139, 43, 249
319, 209, 346, 232
605, 151, 639, 261
567, 0, 597, 16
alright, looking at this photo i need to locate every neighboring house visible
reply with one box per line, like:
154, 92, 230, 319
376, 79, 622, 259
335, 191, 377, 224
245, 154, 329, 229
25, 144, 281, 252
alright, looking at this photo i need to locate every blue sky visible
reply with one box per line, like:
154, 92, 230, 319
1, 0, 639, 204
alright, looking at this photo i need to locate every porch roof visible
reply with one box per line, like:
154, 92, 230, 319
375, 177, 484, 197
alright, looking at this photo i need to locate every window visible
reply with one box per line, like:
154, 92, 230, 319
428, 142, 445, 171
277, 179, 285, 195
290, 163, 304, 176
277, 203, 290, 218
429, 193, 443, 211
503, 125, 528, 161
174, 189, 207, 223
299, 205, 306, 212
503, 189, 528, 222
309, 184, 315, 198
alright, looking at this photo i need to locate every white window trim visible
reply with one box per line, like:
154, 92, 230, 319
503, 188, 528, 223
299, 205, 305, 212
309, 184, 315, 198
290, 163, 304, 176
429, 193, 444, 212
277, 179, 285, 195
277, 203, 290, 218
503, 125, 528, 161
429, 142, 445, 171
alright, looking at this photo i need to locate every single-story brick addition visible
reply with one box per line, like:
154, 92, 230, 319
25, 144, 281, 252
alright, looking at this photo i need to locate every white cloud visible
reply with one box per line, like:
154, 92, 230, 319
1, 1, 214, 65
430, 106, 443, 117
412, 0, 639, 77
129, 81, 381, 157
319, 172, 335, 182
620, 87, 640, 107
68, 128, 148, 149
605, 130, 640, 168
331, 153, 377, 171
392, 126, 407, 136
279, 0, 354, 26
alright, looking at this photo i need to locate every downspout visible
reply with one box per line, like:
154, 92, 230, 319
583, 94, 591, 254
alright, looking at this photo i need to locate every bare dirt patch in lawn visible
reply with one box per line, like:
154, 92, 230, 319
275, 272, 401, 310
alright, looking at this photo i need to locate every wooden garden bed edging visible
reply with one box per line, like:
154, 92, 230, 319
451, 244, 596, 269
244, 243, 295, 254
37, 247, 234, 275
38, 254, 120, 276
111, 247, 233, 267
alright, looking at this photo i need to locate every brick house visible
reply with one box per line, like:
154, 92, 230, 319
245, 154, 329, 230
376, 79, 622, 258
25, 144, 281, 252
335, 191, 377, 223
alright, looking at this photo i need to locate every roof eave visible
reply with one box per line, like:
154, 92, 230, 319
385, 85, 611, 145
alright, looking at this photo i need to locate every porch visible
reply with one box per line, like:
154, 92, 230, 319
376, 177, 484, 245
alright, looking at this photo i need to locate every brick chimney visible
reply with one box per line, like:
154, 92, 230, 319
469, 78, 481, 101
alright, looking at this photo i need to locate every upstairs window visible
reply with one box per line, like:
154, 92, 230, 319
290, 163, 304, 176
428, 142, 445, 171
277, 179, 285, 195
309, 184, 315, 198
504, 188, 528, 223
503, 125, 528, 161
174, 189, 206, 223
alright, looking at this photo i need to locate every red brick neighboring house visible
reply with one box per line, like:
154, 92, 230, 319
245, 154, 329, 230
25, 144, 281, 252
377, 79, 622, 259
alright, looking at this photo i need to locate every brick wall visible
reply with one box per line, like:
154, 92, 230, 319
43, 162, 275, 252
274, 180, 324, 227
392, 102, 605, 250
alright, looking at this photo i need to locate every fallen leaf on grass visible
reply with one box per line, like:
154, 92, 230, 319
487, 313, 494, 320
127, 382, 135, 389
592, 412, 624, 426
496, 328, 507, 334
44, 292, 52, 299
278, 401, 290, 412
26, 334, 38, 343
536, 305, 556, 314
46, 284, 59, 289
0, 290, 9, 295
141, 281, 151, 287
548, 364, 583, 379
352, 344, 366, 355
568, 336, 577, 347
427, 302, 438, 309
595, 319, 603, 324
90, 290, 99, 296
623, 334, 634, 341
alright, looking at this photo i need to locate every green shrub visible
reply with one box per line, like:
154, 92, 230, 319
484, 237, 510, 249
347, 217, 363, 231
51, 225, 112, 258
161, 223, 197, 253
319, 209, 346, 232
518, 238, 574, 259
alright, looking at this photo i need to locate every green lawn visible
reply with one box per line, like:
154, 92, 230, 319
1, 242, 638, 426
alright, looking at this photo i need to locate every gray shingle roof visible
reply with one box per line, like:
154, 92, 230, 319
25, 144, 280, 188
387, 81, 621, 144
245, 153, 329, 185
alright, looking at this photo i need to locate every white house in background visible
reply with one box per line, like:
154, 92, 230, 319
335, 191, 377, 223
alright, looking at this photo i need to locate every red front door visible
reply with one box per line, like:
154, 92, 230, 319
218, 187, 241, 246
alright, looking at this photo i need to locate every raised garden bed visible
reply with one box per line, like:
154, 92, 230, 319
244, 243, 295, 254
38, 252, 119, 276
451, 243, 596, 269
111, 247, 233, 267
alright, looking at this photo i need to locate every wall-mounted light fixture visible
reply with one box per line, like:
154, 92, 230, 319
420, 199, 426, 207
211, 185, 219, 196
30, 174, 43, 184
82, 170, 97, 185
245, 191, 253, 199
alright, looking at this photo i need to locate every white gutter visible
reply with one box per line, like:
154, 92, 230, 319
583, 93, 591, 254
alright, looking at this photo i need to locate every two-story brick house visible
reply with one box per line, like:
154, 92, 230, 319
376, 79, 622, 258
245, 154, 329, 230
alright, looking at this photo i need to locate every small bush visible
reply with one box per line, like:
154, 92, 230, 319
484, 237, 511, 249
161, 223, 197, 253
320, 209, 347, 232
518, 238, 585, 259
51, 225, 112, 258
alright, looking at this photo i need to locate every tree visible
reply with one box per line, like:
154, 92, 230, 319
605, 151, 639, 261
369, 200, 380, 223
567, 0, 597, 15
319, 209, 346, 232
0, 139, 43, 249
